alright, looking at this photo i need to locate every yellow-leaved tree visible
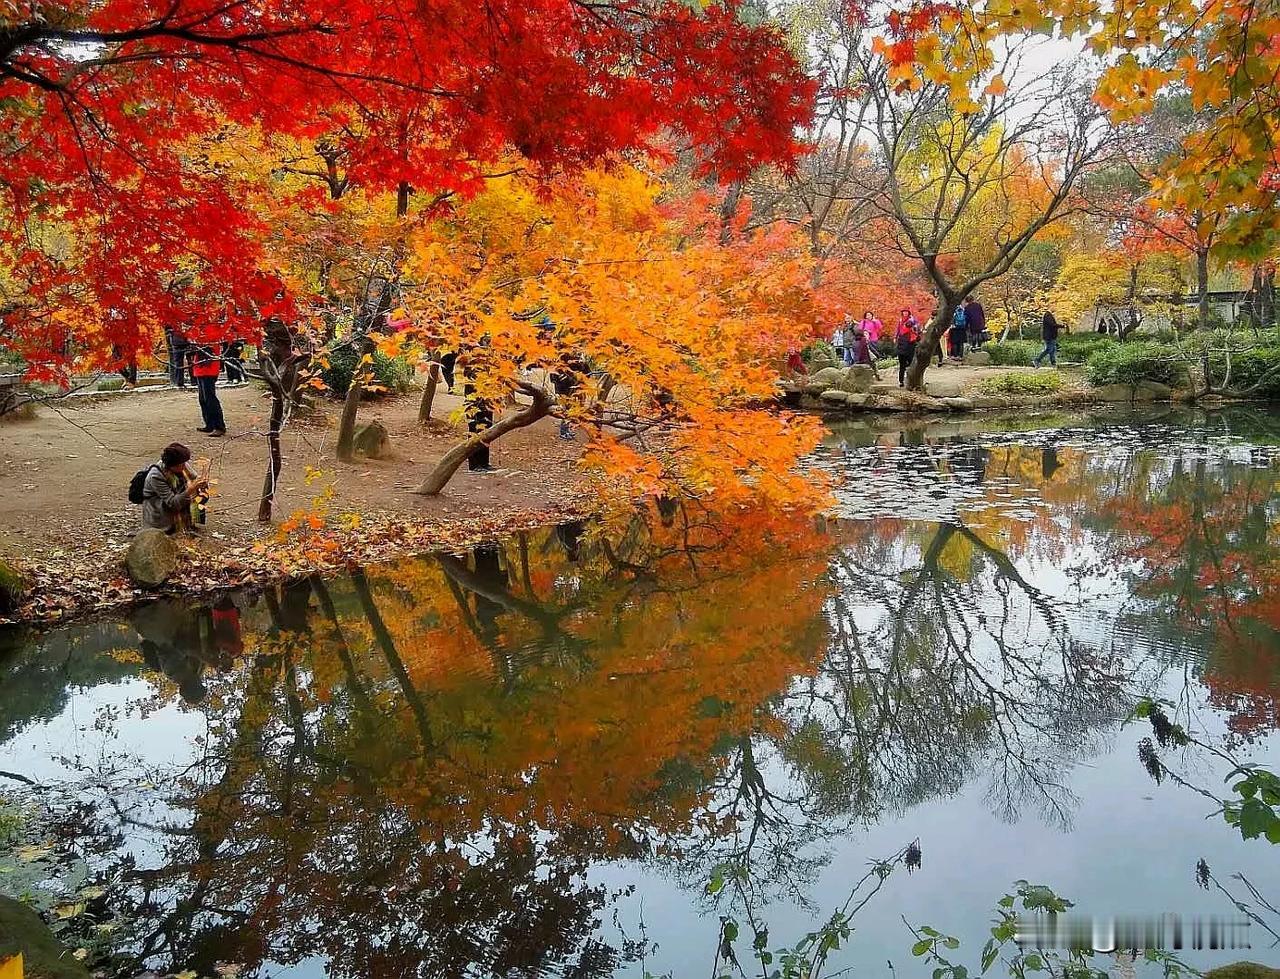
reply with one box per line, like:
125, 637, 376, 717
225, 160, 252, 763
394, 166, 828, 510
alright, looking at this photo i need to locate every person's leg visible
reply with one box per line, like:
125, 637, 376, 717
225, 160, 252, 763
196, 375, 212, 429
1048, 339, 1058, 367
208, 380, 226, 432
899, 352, 909, 386
467, 399, 493, 470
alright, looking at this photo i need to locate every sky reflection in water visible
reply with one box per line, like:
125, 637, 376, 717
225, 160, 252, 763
1, 405, 1278, 978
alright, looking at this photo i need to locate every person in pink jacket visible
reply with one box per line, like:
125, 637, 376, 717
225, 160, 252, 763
859, 310, 883, 343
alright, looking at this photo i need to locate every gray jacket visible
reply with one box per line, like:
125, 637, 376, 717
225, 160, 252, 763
141, 465, 193, 531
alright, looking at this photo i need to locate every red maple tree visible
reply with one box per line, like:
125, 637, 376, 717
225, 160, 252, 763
0, 0, 815, 378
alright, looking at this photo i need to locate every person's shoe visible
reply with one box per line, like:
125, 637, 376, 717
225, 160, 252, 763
207, 429, 226, 438
196, 426, 213, 433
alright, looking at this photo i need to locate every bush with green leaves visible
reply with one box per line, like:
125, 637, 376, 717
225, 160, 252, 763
320, 345, 413, 398
986, 341, 1040, 366
1217, 348, 1280, 396
803, 339, 839, 368
1085, 341, 1187, 388
978, 372, 1063, 396
1056, 332, 1116, 362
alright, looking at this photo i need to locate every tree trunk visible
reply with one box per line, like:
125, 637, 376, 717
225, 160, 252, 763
904, 303, 955, 392
418, 362, 441, 423
1196, 247, 1210, 331
258, 387, 285, 522
335, 333, 375, 462
413, 383, 551, 496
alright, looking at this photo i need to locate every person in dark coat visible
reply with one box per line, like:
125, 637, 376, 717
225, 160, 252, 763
1033, 311, 1061, 367
963, 296, 987, 348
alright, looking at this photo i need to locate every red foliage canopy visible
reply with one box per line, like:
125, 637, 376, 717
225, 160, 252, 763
0, 0, 815, 376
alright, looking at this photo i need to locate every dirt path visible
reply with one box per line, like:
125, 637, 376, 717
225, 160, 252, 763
0, 381, 586, 573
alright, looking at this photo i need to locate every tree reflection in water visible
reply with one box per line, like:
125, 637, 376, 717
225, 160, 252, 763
11, 412, 1280, 978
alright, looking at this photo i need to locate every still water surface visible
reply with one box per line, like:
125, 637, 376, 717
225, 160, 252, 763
2, 406, 1279, 977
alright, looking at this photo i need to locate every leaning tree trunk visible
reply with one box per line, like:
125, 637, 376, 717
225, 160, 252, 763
413, 383, 551, 496
904, 302, 956, 392
418, 362, 442, 424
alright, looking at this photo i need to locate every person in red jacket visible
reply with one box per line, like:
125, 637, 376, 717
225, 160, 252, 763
189, 323, 227, 437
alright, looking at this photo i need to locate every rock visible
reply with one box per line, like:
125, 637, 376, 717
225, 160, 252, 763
969, 394, 1010, 410
1093, 381, 1173, 403
1204, 965, 1280, 979
819, 389, 850, 405
925, 377, 964, 398
869, 382, 900, 396
125, 528, 179, 588
804, 382, 829, 397
0, 895, 92, 978
963, 350, 992, 366
353, 419, 391, 459
942, 397, 975, 411
844, 393, 871, 409
1136, 381, 1174, 400
0, 560, 27, 614
839, 365, 875, 393
811, 366, 847, 387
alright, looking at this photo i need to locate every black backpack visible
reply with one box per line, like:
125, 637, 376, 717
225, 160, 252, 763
128, 465, 157, 504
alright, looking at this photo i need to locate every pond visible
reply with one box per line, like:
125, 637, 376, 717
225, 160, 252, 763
1, 405, 1279, 978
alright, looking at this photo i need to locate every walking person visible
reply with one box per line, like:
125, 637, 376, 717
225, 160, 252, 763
859, 310, 883, 345
224, 338, 246, 385
189, 324, 227, 437
964, 295, 987, 348
895, 308, 920, 387
165, 325, 189, 389
841, 314, 856, 365
949, 303, 968, 359
831, 320, 846, 364
1033, 311, 1061, 368
851, 328, 882, 381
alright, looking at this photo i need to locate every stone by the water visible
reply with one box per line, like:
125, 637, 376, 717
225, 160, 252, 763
125, 528, 179, 588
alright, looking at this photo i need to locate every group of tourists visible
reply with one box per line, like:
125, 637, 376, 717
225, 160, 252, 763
828, 296, 991, 387
830, 311, 885, 379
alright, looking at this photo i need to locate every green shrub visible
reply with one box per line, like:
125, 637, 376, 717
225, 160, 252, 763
96, 378, 125, 392
803, 339, 839, 368
1056, 332, 1116, 362
987, 341, 1041, 366
1211, 347, 1280, 397
978, 372, 1064, 396
1086, 341, 1187, 387
320, 345, 413, 398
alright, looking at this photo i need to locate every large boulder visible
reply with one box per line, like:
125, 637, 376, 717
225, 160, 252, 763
1093, 381, 1173, 403
353, 419, 392, 459
810, 366, 847, 388
819, 389, 850, 405
839, 365, 875, 394
125, 529, 179, 588
942, 397, 975, 412
962, 350, 992, 367
925, 376, 964, 399
0, 560, 27, 615
844, 393, 871, 409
